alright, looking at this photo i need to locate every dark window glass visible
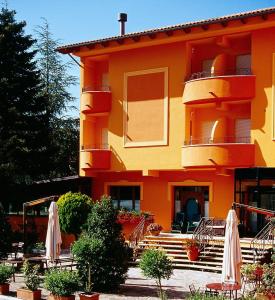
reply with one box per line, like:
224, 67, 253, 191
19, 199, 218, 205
109, 186, 140, 211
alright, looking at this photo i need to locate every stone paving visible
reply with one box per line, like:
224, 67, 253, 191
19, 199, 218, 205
8, 267, 221, 300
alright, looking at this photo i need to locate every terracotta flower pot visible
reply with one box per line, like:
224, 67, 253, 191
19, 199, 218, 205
48, 294, 75, 300
187, 247, 199, 261
149, 230, 160, 236
79, 292, 100, 300
17, 288, 41, 300
0, 283, 9, 295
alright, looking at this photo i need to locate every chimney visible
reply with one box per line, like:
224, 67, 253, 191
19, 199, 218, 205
118, 13, 127, 36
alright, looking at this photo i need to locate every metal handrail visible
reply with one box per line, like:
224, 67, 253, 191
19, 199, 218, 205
250, 219, 275, 263
81, 144, 110, 150
82, 85, 110, 92
192, 217, 215, 252
189, 68, 252, 81
184, 136, 251, 146
128, 216, 146, 253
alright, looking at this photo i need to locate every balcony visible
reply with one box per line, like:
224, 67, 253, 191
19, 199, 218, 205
182, 137, 255, 168
81, 87, 111, 115
80, 145, 111, 170
183, 70, 255, 105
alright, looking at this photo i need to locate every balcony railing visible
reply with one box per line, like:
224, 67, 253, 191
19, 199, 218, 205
189, 68, 252, 81
184, 136, 251, 146
81, 144, 109, 150
82, 85, 110, 92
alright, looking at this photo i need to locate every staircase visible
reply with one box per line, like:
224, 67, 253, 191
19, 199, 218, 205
132, 234, 260, 273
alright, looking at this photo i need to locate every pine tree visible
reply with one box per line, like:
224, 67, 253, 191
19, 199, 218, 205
0, 8, 51, 194
34, 19, 79, 176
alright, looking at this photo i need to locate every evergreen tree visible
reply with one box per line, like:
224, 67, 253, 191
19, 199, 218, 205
82, 196, 130, 292
0, 8, 51, 194
34, 19, 79, 176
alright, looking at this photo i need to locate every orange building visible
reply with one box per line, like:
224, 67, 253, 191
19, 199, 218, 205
58, 7, 275, 236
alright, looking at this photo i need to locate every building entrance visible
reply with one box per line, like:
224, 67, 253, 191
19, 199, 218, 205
173, 186, 209, 233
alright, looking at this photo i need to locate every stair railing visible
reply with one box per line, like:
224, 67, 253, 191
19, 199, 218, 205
250, 219, 275, 263
128, 216, 146, 251
192, 217, 215, 252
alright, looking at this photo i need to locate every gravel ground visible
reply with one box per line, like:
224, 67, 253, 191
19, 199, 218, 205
8, 267, 221, 300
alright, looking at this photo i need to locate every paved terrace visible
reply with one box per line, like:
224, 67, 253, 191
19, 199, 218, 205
9, 267, 221, 300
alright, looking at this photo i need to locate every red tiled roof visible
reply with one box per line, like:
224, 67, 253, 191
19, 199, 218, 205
57, 6, 275, 54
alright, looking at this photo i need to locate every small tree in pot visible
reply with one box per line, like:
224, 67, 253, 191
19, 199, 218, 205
17, 261, 41, 300
44, 269, 79, 300
72, 234, 102, 300
0, 264, 14, 295
183, 239, 200, 261
139, 248, 173, 300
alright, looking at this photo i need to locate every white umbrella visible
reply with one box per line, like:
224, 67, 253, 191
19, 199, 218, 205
221, 209, 242, 285
46, 202, 62, 262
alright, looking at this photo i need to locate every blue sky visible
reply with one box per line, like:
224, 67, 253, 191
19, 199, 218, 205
6, 0, 275, 116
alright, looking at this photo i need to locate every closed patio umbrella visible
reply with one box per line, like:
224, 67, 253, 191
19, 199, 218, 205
221, 209, 242, 285
46, 202, 62, 262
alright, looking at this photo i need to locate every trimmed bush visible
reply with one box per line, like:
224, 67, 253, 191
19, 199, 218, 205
77, 195, 130, 292
0, 264, 14, 284
57, 192, 93, 237
139, 248, 173, 300
44, 269, 79, 296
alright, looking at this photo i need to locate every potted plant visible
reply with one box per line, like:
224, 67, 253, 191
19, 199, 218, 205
183, 239, 200, 261
139, 248, 173, 300
0, 264, 14, 295
72, 235, 101, 300
17, 261, 41, 300
44, 269, 79, 300
147, 223, 163, 236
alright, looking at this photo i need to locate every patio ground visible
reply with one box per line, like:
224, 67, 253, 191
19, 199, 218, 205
9, 267, 221, 300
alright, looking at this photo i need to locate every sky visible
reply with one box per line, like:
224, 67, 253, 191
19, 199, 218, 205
5, 0, 275, 116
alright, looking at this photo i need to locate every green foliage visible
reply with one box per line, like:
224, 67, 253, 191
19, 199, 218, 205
261, 263, 275, 294
22, 261, 40, 291
139, 248, 173, 300
57, 192, 93, 237
0, 264, 14, 284
72, 235, 103, 293
0, 7, 52, 190
78, 196, 130, 292
34, 19, 79, 177
44, 269, 79, 296
0, 203, 12, 258
187, 292, 226, 299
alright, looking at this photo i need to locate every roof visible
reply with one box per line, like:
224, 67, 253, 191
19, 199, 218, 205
57, 6, 275, 54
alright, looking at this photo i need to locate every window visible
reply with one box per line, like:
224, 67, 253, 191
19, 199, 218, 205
110, 186, 140, 211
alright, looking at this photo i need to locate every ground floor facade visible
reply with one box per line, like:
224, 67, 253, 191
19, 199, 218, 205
91, 168, 275, 236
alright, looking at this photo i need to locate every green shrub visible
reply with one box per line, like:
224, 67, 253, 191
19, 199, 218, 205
187, 292, 226, 299
44, 269, 79, 296
139, 248, 173, 300
22, 261, 40, 291
72, 234, 103, 293
0, 264, 14, 284
57, 192, 93, 237
78, 195, 130, 292
0, 203, 12, 258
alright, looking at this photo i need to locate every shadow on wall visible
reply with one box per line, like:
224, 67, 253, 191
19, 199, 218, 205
110, 145, 126, 171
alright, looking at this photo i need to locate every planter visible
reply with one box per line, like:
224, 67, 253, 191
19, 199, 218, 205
0, 283, 9, 295
149, 230, 160, 236
79, 292, 100, 300
48, 294, 75, 300
186, 247, 199, 261
17, 288, 41, 300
